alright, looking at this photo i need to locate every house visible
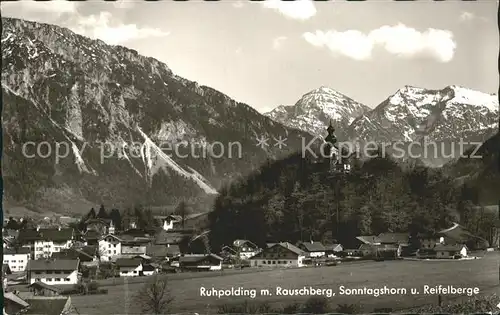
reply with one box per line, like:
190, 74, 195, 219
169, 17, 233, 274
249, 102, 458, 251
377, 233, 409, 245
330, 244, 343, 253
82, 230, 101, 246
115, 258, 143, 277
435, 244, 468, 259
142, 264, 157, 276
85, 218, 112, 235
166, 245, 181, 258
179, 254, 223, 271
359, 244, 376, 257
154, 230, 186, 246
220, 245, 238, 260
297, 241, 327, 258
160, 215, 183, 231
51, 247, 98, 267
98, 233, 152, 262
24, 296, 77, 315
18, 227, 75, 260
3, 247, 30, 272
145, 244, 180, 262
416, 248, 437, 259
3, 263, 12, 290
249, 242, 306, 268
353, 235, 381, 249
26, 259, 80, 285
120, 235, 150, 256
158, 212, 209, 231
3, 292, 29, 315
233, 239, 260, 259
28, 281, 63, 296
98, 234, 122, 261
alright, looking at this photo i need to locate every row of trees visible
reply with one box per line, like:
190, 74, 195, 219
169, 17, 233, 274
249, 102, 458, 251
77, 201, 192, 233
208, 152, 496, 251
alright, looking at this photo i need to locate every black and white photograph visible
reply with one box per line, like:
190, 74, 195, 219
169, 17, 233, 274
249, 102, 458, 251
1, 0, 499, 314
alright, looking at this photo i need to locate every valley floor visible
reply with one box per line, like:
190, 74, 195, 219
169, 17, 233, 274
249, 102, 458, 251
70, 251, 500, 314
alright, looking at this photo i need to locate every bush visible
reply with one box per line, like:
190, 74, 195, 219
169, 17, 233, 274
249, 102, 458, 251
88, 281, 99, 292
217, 301, 281, 314
336, 303, 360, 314
282, 302, 301, 314
302, 296, 331, 314
406, 294, 499, 314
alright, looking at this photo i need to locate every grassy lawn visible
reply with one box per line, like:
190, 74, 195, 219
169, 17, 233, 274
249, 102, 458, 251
70, 252, 499, 314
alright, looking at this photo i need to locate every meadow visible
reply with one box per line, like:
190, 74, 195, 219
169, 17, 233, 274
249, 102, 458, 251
71, 252, 500, 314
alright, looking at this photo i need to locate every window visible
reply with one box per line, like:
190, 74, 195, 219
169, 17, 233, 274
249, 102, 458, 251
64, 279, 70, 282
55, 278, 61, 281
47, 278, 52, 281
262, 261, 266, 264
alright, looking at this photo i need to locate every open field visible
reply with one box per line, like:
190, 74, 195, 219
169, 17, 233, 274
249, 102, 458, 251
70, 251, 500, 314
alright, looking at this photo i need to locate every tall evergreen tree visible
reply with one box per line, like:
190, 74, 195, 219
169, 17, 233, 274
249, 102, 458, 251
97, 204, 108, 219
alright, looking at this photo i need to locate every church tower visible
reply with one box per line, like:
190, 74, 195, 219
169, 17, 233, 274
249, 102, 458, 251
322, 120, 350, 174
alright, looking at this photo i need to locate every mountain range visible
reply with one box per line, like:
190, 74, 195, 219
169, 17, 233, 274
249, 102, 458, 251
1, 17, 498, 216
266, 85, 498, 166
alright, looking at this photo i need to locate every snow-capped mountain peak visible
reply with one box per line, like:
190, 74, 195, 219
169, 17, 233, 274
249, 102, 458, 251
265, 86, 371, 139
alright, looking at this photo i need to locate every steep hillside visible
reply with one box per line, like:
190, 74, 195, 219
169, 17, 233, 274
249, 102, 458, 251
443, 131, 500, 205
1, 17, 316, 214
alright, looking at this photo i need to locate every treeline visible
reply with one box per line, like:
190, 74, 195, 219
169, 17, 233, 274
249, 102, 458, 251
208, 151, 496, 251
76, 201, 194, 233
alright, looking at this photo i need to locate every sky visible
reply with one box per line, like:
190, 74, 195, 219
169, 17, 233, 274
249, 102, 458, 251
2, 0, 498, 113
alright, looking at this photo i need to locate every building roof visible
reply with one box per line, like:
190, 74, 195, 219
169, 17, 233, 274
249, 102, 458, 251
115, 258, 142, 268
18, 228, 74, 243
146, 245, 169, 258
142, 264, 156, 272
331, 244, 343, 250
4, 292, 29, 308
3, 263, 12, 274
83, 230, 101, 240
154, 230, 186, 245
4, 247, 31, 255
298, 241, 326, 252
85, 218, 111, 226
28, 281, 62, 293
435, 244, 467, 252
166, 245, 181, 256
79, 245, 98, 256
27, 259, 79, 271
179, 254, 223, 263
359, 244, 376, 251
377, 233, 409, 244
356, 236, 381, 244
233, 239, 258, 248
221, 245, 237, 254
24, 297, 70, 315
273, 242, 304, 256
51, 248, 94, 262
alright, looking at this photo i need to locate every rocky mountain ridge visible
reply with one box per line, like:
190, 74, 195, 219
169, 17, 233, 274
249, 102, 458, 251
1, 17, 316, 215
266, 85, 498, 166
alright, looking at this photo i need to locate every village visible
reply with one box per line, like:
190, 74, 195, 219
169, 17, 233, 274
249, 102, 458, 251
2, 204, 498, 315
